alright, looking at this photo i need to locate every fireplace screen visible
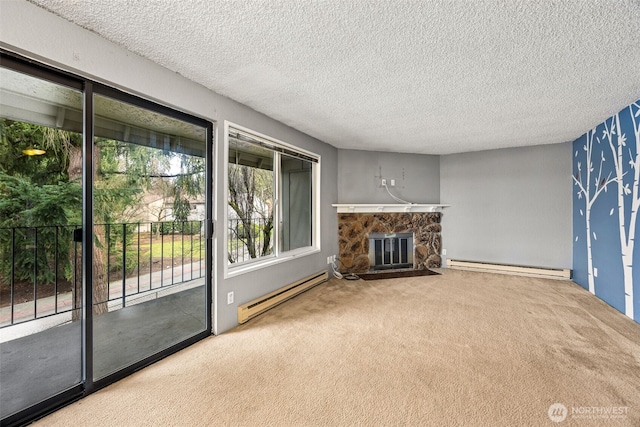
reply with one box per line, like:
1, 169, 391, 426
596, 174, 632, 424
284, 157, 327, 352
368, 233, 414, 270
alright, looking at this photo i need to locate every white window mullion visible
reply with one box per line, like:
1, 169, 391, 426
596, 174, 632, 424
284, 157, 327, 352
273, 151, 281, 257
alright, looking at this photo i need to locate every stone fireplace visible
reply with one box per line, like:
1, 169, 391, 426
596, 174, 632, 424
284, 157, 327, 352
335, 206, 444, 274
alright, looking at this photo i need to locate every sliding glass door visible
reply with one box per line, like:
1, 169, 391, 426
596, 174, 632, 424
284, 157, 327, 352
0, 62, 84, 420
0, 53, 213, 425
91, 92, 209, 380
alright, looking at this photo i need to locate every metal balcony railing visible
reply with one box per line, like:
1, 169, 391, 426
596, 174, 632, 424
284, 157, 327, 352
227, 217, 273, 264
0, 221, 205, 329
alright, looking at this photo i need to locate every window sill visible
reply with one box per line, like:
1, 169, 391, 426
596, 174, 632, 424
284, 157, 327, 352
224, 247, 320, 279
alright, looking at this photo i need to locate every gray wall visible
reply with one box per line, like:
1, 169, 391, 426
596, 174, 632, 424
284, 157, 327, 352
440, 143, 572, 269
337, 149, 440, 203
1, 0, 338, 334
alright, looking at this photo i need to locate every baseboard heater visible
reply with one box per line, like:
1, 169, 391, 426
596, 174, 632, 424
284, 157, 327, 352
446, 259, 571, 280
237, 270, 329, 324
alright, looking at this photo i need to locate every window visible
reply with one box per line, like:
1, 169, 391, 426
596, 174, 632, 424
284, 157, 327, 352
226, 124, 319, 270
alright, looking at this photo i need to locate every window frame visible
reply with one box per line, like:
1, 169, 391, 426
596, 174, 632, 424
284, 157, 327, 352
224, 121, 320, 278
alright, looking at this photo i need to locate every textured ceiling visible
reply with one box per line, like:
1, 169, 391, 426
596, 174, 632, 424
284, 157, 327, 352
28, 0, 640, 154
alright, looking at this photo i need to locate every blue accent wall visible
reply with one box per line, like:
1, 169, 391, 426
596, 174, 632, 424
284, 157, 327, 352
572, 100, 640, 323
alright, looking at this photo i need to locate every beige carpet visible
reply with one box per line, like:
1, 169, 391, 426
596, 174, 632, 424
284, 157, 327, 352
35, 269, 640, 426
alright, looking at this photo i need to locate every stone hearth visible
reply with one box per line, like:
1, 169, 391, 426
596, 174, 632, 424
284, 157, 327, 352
337, 212, 442, 274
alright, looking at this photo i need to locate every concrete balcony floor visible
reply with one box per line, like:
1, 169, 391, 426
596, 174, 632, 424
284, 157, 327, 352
0, 281, 206, 420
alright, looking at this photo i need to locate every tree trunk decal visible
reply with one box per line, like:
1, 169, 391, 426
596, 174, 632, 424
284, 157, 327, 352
573, 128, 617, 294
606, 105, 639, 320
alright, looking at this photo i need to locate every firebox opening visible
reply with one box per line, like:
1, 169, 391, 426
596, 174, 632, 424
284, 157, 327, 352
368, 232, 414, 271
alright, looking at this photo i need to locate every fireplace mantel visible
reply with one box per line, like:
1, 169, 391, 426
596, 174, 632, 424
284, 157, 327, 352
332, 203, 450, 213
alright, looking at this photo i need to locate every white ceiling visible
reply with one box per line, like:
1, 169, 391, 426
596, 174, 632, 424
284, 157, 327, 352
28, 0, 640, 155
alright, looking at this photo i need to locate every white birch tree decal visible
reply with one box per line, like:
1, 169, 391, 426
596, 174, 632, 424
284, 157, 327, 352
605, 103, 639, 320
573, 128, 618, 294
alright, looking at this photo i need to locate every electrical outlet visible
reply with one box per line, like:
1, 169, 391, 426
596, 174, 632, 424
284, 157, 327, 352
332, 255, 337, 263
593, 267, 598, 277
442, 249, 447, 256
381, 178, 387, 186
227, 291, 234, 305
327, 256, 333, 264
390, 179, 395, 187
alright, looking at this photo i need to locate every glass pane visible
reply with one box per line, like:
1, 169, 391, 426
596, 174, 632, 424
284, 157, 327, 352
281, 154, 312, 252
0, 67, 83, 418
227, 135, 274, 264
92, 94, 207, 380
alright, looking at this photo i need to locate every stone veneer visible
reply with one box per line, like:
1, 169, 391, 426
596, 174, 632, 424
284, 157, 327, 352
337, 212, 442, 274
